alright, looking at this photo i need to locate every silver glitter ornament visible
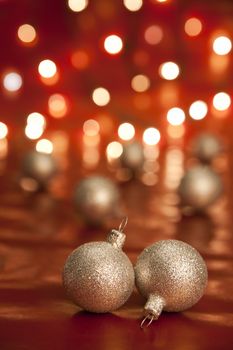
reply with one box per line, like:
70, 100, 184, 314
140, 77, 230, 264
120, 141, 144, 171
63, 218, 135, 313
135, 239, 208, 326
178, 165, 223, 210
74, 176, 120, 225
192, 133, 223, 163
22, 151, 57, 185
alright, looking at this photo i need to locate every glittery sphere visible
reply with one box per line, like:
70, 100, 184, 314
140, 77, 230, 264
135, 240, 208, 322
63, 231, 134, 313
178, 166, 223, 210
192, 133, 223, 163
120, 141, 144, 171
74, 176, 120, 224
22, 151, 57, 184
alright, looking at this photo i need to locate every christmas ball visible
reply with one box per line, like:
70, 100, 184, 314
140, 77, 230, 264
178, 165, 223, 210
120, 141, 144, 171
135, 239, 208, 324
22, 151, 57, 185
63, 223, 134, 313
74, 176, 120, 225
192, 133, 223, 163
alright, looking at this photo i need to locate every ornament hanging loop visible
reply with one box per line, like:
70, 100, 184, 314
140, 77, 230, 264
140, 314, 155, 328
107, 216, 128, 249
118, 216, 128, 233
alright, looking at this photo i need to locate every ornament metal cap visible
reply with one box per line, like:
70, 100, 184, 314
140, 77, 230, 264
107, 216, 128, 249
141, 294, 166, 328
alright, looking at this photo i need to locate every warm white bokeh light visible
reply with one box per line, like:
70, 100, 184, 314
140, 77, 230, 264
48, 94, 68, 118
167, 107, 185, 125
118, 122, 135, 141
3, 72, 23, 92
38, 59, 57, 78
106, 141, 123, 159
92, 87, 110, 106
189, 100, 208, 120
83, 119, 100, 136
143, 127, 161, 145
104, 35, 123, 55
25, 124, 44, 140
68, 0, 88, 12
36, 139, 53, 154
0, 122, 8, 139
213, 36, 232, 56
131, 74, 150, 92
144, 25, 163, 45
159, 62, 180, 80
123, 0, 143, 12
184, 18, 202, 37
213, 92, 231, 111
17, 24, 37, 43
27, 112, 46, 128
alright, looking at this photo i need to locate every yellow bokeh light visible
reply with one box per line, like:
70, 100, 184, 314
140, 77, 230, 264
213, 36, 232, 56
118, 122, 135, 141
38, 59, 57, 78
36, 139, 53, 154
104, 35, 123, 55
123, 0, 143, 11
189, 100, 208, 120
3, 72, 23, 92
0, 122, 8, 139
83, 119, 100, 136
92, 87, 110, 106
184, 18, 202, 37
213, 92, 231, 111
143, 127, 161, 145
25, 124, 44, 140
131, 74, 150, 92
17, 24, 37, 44
48, 94, 68, 118
68, 0, 88, 12
27, 112, 46, 128
167, 107, 185, 125
106, 141, 123, 159
144, 25, 163, 45
159, 62, 180, 80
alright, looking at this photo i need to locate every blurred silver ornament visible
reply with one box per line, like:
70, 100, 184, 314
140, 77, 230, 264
120, 141, 144, 171
192, 133, 223, 163
63, 218, 134, 313
22, 151, 57, 185
74, 176, 121, 225
178, 165, 223, 210
135, 239, 208, 326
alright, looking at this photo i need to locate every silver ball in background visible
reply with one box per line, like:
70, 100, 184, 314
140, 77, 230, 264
74, 176, 121, 225
22, 151, 58, 185
120, 141, 144, 171
178, 165, 223, 210
63, 224, 134, 313
192, 133, 223, 163
135, 239, 208, 324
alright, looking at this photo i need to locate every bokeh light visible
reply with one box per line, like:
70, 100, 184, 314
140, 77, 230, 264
25, 124, 44, 140
3, 72, 23, 92
48, 94, 68, 118
189, 100, 208, 120
38, 59, 57, 78
27, 112, 46, 128
144, 25, 163, 45
68, 0, 88, 12
17, 24, 37, 44
167, 107, 185, 125
83, 119, 100, 136
118, 122, 135, 141
0, 122, 8, 139
159, 62, 180, 80
143, 127, 161, 145
123, 0, 143, 12
71, 50, 89, 70
36, 139, 53, 154
104, 35, 123, 55
213, 36, 232, 55
92, 87, 110, 106
184, 18, 202, 37
106, 141, 123, 159
131, 74, 150, 92
213, 92, 231, 111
